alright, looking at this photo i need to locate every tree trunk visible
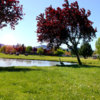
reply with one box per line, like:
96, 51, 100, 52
66, 43, 82, 65
74, 48, 82, 65
75, 52, 82, 65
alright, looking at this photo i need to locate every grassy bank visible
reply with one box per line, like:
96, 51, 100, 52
0, 53, 100, 66
0, 66, 100, 100
0, 53, 100, 99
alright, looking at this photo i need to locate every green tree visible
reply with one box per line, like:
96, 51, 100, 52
54, 48, 65, 56
25, 46, 32, 54
37, 48, 44, 55
79, 42, 93, 58
0, 46, 6, 53
95, 37, 100, 59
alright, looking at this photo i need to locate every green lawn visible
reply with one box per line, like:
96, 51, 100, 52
0, 66, 100, 100
0, 53, 100, 100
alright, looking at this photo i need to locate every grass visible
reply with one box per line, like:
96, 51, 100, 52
0, 53, 100, 66
0, 53, 100, 100
0, 66, 100, 100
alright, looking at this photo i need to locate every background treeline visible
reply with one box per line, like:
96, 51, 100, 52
0, 44, 71, 56
0, 41, 99, 59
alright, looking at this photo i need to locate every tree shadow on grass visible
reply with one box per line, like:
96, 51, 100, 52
56, 64, 100, 68
0, 66, 43, 72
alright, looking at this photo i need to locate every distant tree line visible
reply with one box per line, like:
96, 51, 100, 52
0, 40, 100, 60
0, 44, 71, 56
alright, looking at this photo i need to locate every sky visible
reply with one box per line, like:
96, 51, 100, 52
0, 0, 100, 50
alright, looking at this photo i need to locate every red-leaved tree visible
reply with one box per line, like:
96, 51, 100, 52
0, 0, 23, 29
36, 0, 97, 65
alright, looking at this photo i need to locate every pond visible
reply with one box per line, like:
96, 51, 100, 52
0, 58, 75, 67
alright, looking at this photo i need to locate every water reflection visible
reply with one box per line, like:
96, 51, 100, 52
0, 58, 74, 67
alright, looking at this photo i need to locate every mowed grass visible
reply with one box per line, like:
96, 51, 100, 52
0, 66, 100, 100
0, 53, 100, 66
0, 53, 100, 100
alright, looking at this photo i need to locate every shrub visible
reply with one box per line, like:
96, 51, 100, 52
37, 48, 44, 55
54, 48, 65, 56
25, 46, 32, 54
95, 37, 100, 59
79, 42, 93, 58
0, 46, 6, 53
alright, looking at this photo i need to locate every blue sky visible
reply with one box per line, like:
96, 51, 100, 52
0, 0, 100, 50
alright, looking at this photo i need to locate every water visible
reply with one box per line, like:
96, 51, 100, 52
0, 58, 75, 67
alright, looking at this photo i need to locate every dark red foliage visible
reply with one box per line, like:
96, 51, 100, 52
36, 0, 97, 65
36, 0, 96, 45
0, 0, 23, 29
14, 44, 25, 54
